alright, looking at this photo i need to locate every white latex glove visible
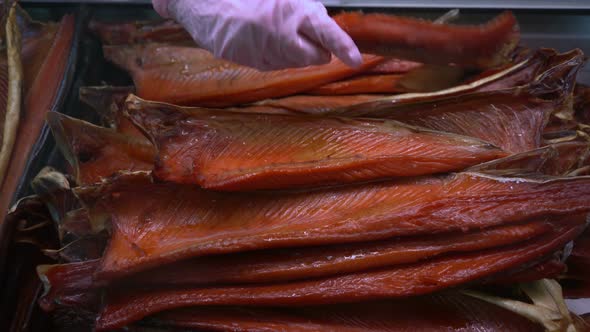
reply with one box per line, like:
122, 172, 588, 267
152, 0, 363, 71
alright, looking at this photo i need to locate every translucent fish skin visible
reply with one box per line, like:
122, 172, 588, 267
151, 295, 543, 332
472, 48, 577, 93
74, 172, 590, 281
95, 220, 583, 330
46, 112, 155, 185
333, 11, 519, 68
329, 49, 583, 120
366, 57, 423, 74
0, 14, 75, 225
103, 44, 384, 107
468, 142, 590, 176
336, 85, 556, 154
128, 96, 506, 191
37, 260, 100, 312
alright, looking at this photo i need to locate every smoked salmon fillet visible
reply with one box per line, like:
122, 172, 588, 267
95, 219, 583, 330
46, 112, 155, 185
74, 171, 590, 281
37, 221, 550, 310
468, 142, 590, 176
148, 295, 543, 332
103, 44, 384, 107
333, 73, 575, 153
93, 11, 518, 69
126, 94, 506, 190
306, 65, 463, 95
330, 49, 583, 119
0, 14, 75, 224
332, 11, 519, 68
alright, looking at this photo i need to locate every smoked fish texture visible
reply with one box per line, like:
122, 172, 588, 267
103, 44, 384, 107
332, 11, 519, 68
46, 112, 155, 185
126, 95, 507, 190
95, 218, 584, 330
74, 171, 590, 281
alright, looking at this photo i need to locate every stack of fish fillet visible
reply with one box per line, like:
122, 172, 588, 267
13, 10, 590, 331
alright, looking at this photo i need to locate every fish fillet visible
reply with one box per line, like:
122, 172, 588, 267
307, 64, 464, 95
74, 171, 590, 281
0, 14, 75, 224
149, 295, 542, 332
330, 49, 583, 118
334, 78, 569, 154
91, 11, 517, 69
37, 221, 549, 310
332, 11, 519, 68
468, 142, 590, 176
127, 94, 506, 190
95, 219, 583, 330
252, 94, 387, 114
103, 44, 384, 107
46, 112, 155, 185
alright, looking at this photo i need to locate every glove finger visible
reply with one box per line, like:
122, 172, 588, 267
299, 11, 363, 68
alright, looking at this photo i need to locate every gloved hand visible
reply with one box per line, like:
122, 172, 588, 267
152, 0, 362, 71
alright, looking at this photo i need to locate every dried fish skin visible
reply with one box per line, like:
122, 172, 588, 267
252, 94, 388, 115
336, 80, 567, 154
95, 219, 583, 330
37, 260, 100, 312
74, 171, 590, 281
46, 112, 155, 185
333, 11, 519, 68
103, 44, 384, 107
0, 14, 75, 227
0, 4, 22, 188
36, 221, 550, 308
468, 142, 590, 176
127, 95, 506, 190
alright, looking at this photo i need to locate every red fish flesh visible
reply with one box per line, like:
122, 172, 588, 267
103, 44, 384, 107
46, 112, 155, 185
332, 11, 519, 68
74, 171, 590, 281
126, 94, 506, 190
95, 219, 583, 330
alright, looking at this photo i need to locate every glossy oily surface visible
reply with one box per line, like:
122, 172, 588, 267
96, 220, 583, 330
127, 95, 506, 190
46, 112, 155, 185
333, 11, 519, 68
74, 172, 590, 281
103, 44, 384, 107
